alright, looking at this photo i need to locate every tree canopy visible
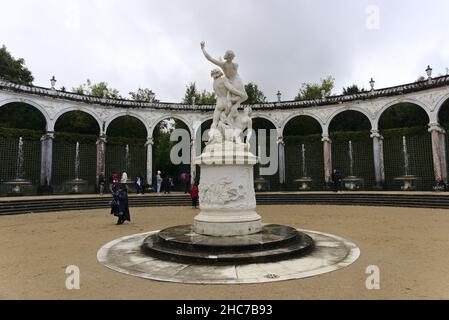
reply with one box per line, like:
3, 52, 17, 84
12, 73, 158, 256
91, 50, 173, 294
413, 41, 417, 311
0, 103, 45, 131
245, 82, 266, 104
342, 84, 366, 95
129, 88, 159, 102
72, 79, 122, 99
295, 76, 334, 101
54, 111, 100, 135
0, 45, 34, 84
182, 82, 201, 105
182, 82, 216, 105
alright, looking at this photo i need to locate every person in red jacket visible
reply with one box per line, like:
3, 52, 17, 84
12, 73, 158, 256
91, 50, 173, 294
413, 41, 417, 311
189, 184, 199, 209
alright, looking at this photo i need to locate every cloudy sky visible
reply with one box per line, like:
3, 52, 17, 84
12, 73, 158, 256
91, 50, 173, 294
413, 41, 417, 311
1, 0, 449, 102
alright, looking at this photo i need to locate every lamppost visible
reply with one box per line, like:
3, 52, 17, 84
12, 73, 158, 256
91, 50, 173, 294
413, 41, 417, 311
276, 90, 282, 103
50, 76, 57, 90
426, 65, 433, 81
369, 78, 375, 92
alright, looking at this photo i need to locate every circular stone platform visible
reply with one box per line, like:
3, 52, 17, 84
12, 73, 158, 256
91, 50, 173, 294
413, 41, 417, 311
142, 224, 314, 264
97, 229, 360, 284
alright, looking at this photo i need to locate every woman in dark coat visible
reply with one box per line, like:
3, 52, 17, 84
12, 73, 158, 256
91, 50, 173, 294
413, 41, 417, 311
163, 175, 172, 194
115, 187, 131, 225
331, 169, 343, 192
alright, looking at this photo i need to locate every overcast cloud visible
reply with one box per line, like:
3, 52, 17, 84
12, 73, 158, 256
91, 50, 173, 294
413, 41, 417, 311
1, 0, 449, 102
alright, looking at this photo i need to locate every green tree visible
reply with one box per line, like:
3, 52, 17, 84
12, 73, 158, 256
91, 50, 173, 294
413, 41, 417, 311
379, 103, 429, 130
54, 111, 100, 135
182, 82, 201, 104
72, 79, 122, 98
245, 82, 266, 104
416, 76, 426, 82
295, 76, 335, 101
0, 45, 34, 84
198, 90, 216, 105
129, 88, 159, 102
107, 116, 147, 138
342, 84, 365, 95
153, 119, 190, 182
0, 103, 45, 131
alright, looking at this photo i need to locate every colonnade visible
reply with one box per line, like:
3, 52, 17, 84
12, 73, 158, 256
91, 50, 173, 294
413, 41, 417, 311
36, 121, 448, 192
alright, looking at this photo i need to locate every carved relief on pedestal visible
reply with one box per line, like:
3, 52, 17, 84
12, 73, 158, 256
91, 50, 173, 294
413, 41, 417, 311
200, 177, 246, 205
200, 171, 256, 209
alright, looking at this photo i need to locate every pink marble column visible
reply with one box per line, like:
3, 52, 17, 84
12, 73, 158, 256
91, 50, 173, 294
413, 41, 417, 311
96, 135, 107, 187
322, 134, 332, 185
371, 130, 385, 188
439, 130, 448, 183
429, 124, 447, 183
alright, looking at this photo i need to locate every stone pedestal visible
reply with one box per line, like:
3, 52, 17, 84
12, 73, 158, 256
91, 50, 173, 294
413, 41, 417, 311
194, 142, 262, 237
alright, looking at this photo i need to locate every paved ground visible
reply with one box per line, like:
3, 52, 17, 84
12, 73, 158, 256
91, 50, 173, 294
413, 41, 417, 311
1, 204, 449, 300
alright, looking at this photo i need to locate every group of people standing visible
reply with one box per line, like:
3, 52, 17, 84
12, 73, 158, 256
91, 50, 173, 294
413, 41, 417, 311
106, 170, 199, 226
156, 170, 199, 209
155, 171, 191, 195
155, 171, 175, 194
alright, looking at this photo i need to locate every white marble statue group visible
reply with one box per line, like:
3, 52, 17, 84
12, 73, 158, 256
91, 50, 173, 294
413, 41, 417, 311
200, 42, 252, 146
194, 43, 262, 237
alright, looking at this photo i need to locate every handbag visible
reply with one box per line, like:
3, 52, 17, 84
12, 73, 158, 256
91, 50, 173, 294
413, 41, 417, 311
110, 198, 122, 216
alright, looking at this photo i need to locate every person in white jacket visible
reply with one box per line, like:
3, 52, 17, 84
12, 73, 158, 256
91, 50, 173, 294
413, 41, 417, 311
121, 170, 128, 191
156, 171, 162, 194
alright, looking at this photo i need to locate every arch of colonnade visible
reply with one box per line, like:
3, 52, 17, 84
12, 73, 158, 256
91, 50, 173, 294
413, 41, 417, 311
1, 76, 449, 191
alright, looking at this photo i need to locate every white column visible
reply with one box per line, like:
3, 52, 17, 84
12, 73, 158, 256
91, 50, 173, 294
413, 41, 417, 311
277, 135, 286, 186
191, 139, 197, 184
145, 137, 154, 186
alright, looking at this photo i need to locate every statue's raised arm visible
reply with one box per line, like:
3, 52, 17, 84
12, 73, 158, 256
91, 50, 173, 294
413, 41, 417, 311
201, 42, 225, 68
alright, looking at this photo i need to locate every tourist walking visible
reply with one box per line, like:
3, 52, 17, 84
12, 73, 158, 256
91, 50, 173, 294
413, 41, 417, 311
135, 174, 144, 195
98, 174, 106, 196
110, 172, 119, 194
156, 171, 162, 194
331, 169, 343, 193
181, 172, 188, 193
183, 172, 191, 193
164, 175, 172, 194
190, 184, 199, 209
111, 186, 131, 225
